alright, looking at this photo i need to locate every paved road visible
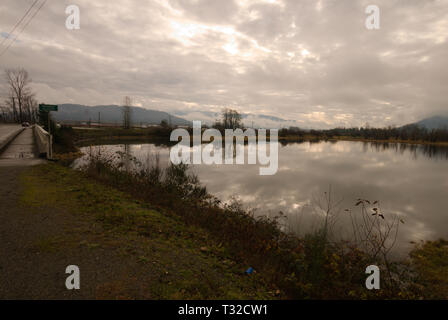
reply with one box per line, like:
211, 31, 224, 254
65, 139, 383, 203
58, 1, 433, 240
0, 127, 45, 167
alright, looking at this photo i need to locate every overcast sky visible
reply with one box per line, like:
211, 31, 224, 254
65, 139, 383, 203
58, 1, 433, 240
0, 0, 447, 128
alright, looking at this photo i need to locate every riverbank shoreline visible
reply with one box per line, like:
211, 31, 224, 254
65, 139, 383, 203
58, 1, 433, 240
70, 127, 448, 148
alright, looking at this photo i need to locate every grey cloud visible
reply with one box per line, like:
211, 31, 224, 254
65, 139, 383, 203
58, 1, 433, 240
168, 0, 239, 24
0, 0, 447, 128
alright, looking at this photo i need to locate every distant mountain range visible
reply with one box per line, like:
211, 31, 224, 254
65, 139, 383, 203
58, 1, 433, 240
414, 116, 448, 130
53, 104, 191, 126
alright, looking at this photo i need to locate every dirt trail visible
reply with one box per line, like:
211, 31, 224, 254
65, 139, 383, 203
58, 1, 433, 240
0, 166, 70, 298
0, 165, 164, 299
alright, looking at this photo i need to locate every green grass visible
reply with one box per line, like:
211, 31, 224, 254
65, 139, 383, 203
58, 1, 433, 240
408, 240, 448, 299
20, 163, 273, 299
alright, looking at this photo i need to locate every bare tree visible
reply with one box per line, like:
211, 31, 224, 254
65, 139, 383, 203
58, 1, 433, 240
23, 92, 38, 122
4, 68, 33, 123
122, 96, 132, 129
4, 90, 18, 122
219, 108, 242, 129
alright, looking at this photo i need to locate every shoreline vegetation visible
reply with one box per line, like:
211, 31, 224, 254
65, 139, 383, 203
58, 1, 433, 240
279, 134, 448, 146
61, 125, 448, 150
47, 126, 448, 299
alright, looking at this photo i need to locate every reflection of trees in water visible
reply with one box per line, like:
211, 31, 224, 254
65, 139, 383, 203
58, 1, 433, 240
364, 142, 448, 160
281, 140, 448, 160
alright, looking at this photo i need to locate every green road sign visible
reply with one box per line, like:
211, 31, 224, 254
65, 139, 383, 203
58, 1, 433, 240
39, 104, 58, 112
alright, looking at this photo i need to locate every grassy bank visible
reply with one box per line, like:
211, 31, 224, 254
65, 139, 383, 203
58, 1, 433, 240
19, 163, 273, 299
64, 149, 446, 299
409, 239, 448, 299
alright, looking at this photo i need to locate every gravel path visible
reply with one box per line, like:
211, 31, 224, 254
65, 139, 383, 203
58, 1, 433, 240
0, 129, 80, 298
0, 165, 151, 299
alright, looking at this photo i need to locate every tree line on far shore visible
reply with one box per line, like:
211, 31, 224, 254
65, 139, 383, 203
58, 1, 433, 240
280, 125, 448, 143
211, 109, 448, 144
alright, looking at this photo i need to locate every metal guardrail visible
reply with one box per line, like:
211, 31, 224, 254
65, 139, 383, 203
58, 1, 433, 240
34, 125, 53, 159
